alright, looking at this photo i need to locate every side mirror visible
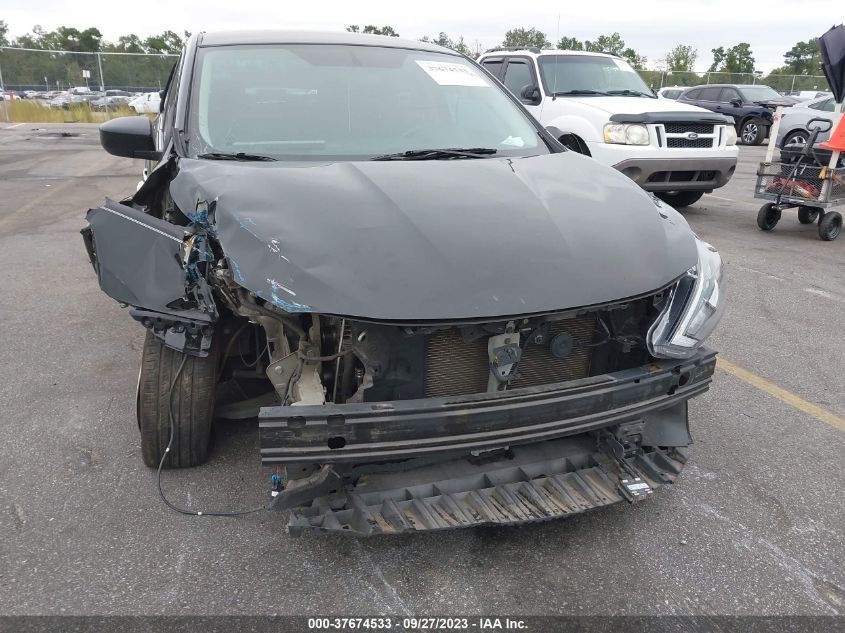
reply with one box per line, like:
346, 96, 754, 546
99, 116, 161, 160
520, 84, 541, 104
730, 98, 742, 107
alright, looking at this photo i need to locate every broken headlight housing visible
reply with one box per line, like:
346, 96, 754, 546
647, 238, 725, 359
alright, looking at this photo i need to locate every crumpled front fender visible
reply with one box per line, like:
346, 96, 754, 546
82, 198, 217, 355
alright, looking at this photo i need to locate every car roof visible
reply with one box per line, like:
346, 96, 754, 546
198, 29, 456, 55
480, 49, 618, 59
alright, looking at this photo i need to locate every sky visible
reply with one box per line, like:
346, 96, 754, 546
2, 0, 840, 72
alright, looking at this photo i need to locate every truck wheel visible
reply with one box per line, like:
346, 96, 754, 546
798, 206, 820, 224
138, 330, 219, 469
818, 212, 842, 241
757, 203, 781, 231
655, 191, 704, 207
740, 119, 765, 145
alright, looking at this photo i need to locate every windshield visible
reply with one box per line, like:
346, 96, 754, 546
188, 44, 545, 160
537, 55, 653, 96
739, 85, 784, 102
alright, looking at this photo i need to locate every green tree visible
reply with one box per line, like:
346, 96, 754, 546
584, 33, 646, 69
663, 44, 697, 72
0, 20, 9, 47
144, 30, 185, 54
346, 25, 399, 37
556, 36, 584, 51
709, 43, 754, 74
111, 34, 145, 53
501, 27, 550, 49
585, 32, 625, 55
782, 38, 820, 75
420, 32, 472, 56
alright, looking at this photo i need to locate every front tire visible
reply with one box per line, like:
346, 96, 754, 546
138, 331, 219, 469
655, 191, 704, 208
740, 119, 767, 145
782, 130, 809, 149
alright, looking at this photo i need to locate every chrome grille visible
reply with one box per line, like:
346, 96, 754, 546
423, 317, 595, 398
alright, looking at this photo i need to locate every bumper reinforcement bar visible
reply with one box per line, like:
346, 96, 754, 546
259, 351, 716, 465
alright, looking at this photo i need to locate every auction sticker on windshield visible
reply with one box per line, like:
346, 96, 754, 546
415, 60, 489, 87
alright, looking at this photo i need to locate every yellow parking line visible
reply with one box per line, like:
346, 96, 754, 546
3, 122, 25, 129
717, 357, 845, 433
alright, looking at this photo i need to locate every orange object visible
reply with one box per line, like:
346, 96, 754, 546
820, 115, 845, 152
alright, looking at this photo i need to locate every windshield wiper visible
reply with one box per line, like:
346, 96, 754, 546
605, 89, 655, 98
371, 148, 498, 161
551, 90, 610, 97
197, 151, 278, 162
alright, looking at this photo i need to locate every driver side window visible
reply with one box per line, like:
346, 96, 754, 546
720, 88, 741, 103
502, 59, 536, 102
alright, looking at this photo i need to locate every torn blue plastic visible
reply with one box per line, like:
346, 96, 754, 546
266, 279, 312, 313
187, 197, 217, 231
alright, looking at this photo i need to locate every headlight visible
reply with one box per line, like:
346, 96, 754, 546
647, 238, 726, 359
725, 125, 737, 146
603, 123, 650, 145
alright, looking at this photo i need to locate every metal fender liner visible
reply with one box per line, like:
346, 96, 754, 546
259, 350, 716, 465
286, 435, 688, 535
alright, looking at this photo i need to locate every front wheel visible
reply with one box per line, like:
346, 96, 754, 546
655, 191, 704, 208
757, 203, 781, 231
137, 331, 219, 469
740, 119, 766, 145
818, 212, 842, 241
798, 207, 820, 224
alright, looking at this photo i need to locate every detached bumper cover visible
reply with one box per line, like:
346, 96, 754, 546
259, 350, 716, 465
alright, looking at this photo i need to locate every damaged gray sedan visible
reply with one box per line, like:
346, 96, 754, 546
81, 31, 725, 535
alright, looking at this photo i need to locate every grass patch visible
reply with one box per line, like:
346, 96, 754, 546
3, 101, 148, 123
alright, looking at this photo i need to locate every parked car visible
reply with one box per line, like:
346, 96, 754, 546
83, 31, 725, 536
48, 93, 72, 108
789, 90, 832, 102
775, 94, 838, 149
678, 84, 798, 145
128, 91, 161, 113
657, 86, 686, 100
91, 94, 132, 110
0, 91, 22, 101
476, 48, 738, 208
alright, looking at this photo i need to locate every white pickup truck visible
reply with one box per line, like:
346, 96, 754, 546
477, 48, 739, 207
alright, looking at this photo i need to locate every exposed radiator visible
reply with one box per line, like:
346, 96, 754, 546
424, 317, 595, 398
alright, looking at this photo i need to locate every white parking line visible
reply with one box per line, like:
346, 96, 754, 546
804, 286, 845, 304
708, 194, 758, 207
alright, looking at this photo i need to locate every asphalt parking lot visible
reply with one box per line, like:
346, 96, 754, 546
0, 122, 843, 616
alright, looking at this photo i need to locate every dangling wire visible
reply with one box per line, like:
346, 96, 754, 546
156, 354, 267, 517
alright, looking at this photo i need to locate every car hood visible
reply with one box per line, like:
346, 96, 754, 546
565, 96, 714, 116
168, 153, 697, 321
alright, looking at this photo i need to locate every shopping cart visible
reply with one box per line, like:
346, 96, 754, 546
754, 118, 845, 241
